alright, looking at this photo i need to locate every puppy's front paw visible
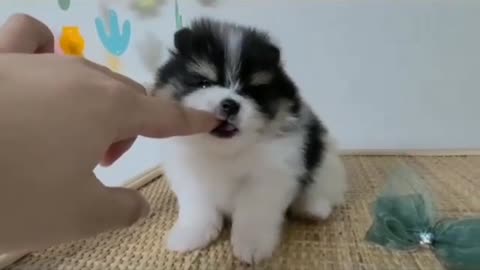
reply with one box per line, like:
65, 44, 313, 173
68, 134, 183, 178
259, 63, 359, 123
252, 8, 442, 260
231, 225, 280, 264
309, 198, 333, 220
166, 219, 222, 253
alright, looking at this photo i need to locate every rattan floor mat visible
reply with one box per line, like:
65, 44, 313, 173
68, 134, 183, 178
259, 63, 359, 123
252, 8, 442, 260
7, 156, 480, 270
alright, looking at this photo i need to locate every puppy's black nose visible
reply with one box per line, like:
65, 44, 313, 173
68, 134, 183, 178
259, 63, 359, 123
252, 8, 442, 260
220, 98, 240, 116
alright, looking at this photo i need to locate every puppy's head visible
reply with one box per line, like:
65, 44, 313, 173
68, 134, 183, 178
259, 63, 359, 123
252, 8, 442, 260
154, 18, 300, 153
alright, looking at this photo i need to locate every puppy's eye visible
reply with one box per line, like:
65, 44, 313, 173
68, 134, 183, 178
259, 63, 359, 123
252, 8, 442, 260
197, 79, 212, 88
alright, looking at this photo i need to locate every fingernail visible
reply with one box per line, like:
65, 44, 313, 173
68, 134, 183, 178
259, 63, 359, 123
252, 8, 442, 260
139, 199, 150, 219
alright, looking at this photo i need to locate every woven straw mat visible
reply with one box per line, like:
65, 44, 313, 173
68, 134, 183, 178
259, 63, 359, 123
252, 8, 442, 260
7, 156, 480, 270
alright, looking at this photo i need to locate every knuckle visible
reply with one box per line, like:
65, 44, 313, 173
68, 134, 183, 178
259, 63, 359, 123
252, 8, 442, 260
98, 64, 112, 73
63, 55, 85, 66
5, 14, 51, 36
101, 79, 133, 110
6, 13, 36, 26
75, 56, 91, 65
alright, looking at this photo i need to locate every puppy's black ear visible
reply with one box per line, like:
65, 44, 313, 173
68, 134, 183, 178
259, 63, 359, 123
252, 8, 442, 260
174, 28, 193, 55
253, 43, 280, 69
264, 44, 280, 67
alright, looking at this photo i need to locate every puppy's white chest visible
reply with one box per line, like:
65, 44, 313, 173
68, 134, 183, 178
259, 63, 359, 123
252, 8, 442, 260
165, 147, 247, 215
195, 150, 265, 214
165, 135, 303, 215
198, 164, 246, 215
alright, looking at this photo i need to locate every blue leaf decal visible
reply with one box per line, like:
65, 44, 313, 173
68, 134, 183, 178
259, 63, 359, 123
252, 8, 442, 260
95, 10, 131, 56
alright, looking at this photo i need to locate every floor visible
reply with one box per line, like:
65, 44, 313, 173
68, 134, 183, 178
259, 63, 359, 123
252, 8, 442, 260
7, 156, 480, 270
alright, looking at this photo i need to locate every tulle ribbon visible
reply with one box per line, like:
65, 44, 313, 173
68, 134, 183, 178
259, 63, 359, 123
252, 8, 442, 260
366, 165, 480, 270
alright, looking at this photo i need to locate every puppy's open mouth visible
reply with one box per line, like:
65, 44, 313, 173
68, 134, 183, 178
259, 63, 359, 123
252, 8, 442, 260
210, 120, 239, 138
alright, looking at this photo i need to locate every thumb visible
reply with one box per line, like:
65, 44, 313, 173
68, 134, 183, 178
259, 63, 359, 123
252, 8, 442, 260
83, 185, 150, 235
55, 177, 150, 249
0, 174, 149, 253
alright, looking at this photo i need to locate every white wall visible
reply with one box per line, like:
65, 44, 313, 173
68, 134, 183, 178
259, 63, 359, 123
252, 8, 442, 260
2, 0, 479, 186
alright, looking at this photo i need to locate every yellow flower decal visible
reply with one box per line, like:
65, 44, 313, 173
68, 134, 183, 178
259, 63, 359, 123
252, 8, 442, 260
60, 26, 85, 56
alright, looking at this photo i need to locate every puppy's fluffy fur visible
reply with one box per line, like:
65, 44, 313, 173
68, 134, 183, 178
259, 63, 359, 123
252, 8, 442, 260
153, 18, 347, 263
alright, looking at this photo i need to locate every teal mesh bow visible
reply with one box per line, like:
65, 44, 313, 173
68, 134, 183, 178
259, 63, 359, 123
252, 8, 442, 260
175, 0, 183, 30
366, 166, 480, 270
58, 0, 70, 11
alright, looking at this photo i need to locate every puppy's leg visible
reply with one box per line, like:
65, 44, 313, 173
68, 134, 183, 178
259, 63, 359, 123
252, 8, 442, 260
231, 170, 298, 264
290, 150, 347, 220
166, 178, 223, 252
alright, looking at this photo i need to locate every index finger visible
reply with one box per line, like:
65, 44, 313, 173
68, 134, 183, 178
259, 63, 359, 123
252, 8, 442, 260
79, 57, 147, 96
78, 58, 218, 139
0, 14, 54, 53
124, 95, 218, 139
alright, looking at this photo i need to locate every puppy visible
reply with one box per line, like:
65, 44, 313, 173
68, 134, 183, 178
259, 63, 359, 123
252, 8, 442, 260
152, 18, 347, 264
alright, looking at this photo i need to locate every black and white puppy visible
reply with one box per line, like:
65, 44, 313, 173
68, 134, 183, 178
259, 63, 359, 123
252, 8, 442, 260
152, 18, 347, 264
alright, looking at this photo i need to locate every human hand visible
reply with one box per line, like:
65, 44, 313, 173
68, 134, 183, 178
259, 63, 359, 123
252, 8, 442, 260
0, 13, 54, 53
0, 14, 217, 253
